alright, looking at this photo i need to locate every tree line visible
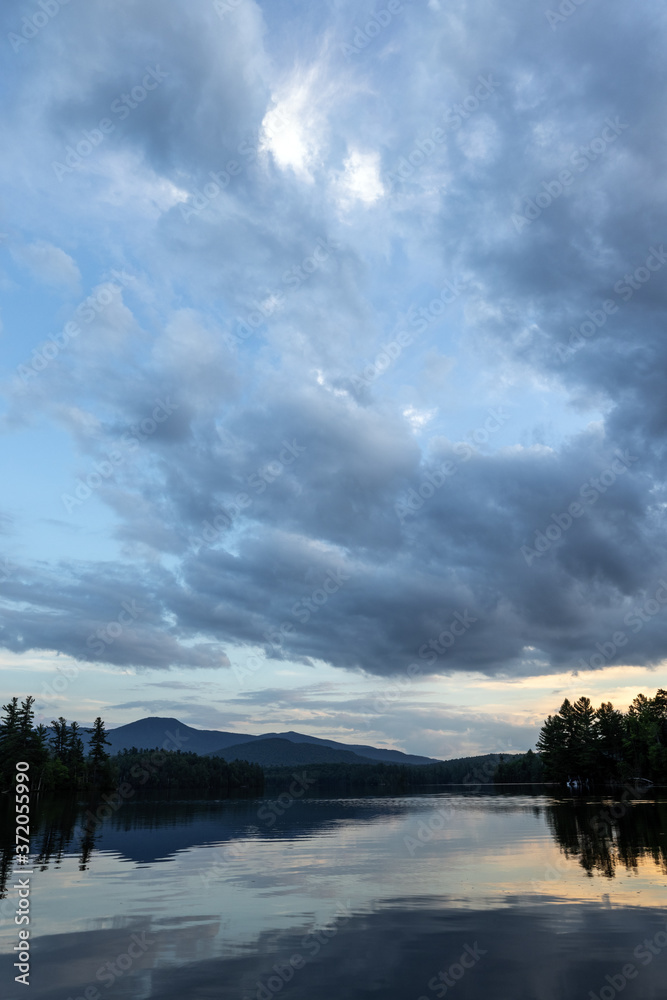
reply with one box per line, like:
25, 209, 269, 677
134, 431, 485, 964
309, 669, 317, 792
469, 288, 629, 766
263, 753, 507, 793
113, 748, 263, 792
493, 749, 544, 783
533, 691, 667, 784
0, 696, 112, 791
0, 696, 263, 794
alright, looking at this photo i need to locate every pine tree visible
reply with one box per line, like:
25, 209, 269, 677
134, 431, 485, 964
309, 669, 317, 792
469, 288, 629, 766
537, 690, 667, 784
570, 696, 600, 777
0, 697, 20, 783
50, 717, 69, 762
626, 691, 667, 781
87, 717, 111, 784
596, 702, 625, 778
17, 696, 35, 746
31, 724, 51, 790
66, 722, 86, 781
536, 710, 568, 780
537, 697, 601, 781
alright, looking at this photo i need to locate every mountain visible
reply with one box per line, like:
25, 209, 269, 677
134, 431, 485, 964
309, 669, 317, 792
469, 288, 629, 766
102, 718, 261, 755
210, 737, 379, 767
101, 717, 441, 764
255, 730, 437, 766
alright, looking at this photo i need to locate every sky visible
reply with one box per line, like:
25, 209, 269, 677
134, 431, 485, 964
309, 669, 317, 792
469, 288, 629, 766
1, 0, 667, 759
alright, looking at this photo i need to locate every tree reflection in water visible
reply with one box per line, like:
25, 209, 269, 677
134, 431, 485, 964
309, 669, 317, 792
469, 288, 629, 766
544, 796, 667, 878
0, 794, 99, 900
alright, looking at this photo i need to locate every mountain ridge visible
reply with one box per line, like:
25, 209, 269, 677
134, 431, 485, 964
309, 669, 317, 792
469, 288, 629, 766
210, 737, 381, 766
101, 716, 442, 765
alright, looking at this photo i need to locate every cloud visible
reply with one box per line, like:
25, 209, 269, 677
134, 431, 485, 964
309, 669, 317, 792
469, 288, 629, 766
0, 560, 230, 671
336, 149, 385, 208
12, 240, 81, 292
1, 0, 667, 710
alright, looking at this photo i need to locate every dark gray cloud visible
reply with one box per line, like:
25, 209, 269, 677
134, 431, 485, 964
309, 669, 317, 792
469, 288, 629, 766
1, 0, 667, 690
0, 560, 229, 670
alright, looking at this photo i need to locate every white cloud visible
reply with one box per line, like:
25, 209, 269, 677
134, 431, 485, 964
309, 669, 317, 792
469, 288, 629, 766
12, 240, 81, 293
259, 48, 358, 182
94, 151, 189, 215
403, 405, 436, 432
260, 61, 333, 181
336, 149, 385, 209
261, 100, 315, 177
456, 116, 500, 163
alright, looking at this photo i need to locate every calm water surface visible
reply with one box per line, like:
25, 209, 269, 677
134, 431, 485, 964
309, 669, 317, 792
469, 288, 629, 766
1, 791, 666, 999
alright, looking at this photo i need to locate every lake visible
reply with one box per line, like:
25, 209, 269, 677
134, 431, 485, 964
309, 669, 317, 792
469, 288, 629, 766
1, 789, 666, 999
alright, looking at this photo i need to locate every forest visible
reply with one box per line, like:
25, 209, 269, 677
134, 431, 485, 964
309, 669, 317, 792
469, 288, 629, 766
263, 753, 508, 793
0, 696, 263, 794
531, 691, 667, 784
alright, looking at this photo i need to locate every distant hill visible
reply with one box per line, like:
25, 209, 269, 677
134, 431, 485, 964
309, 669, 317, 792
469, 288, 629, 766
260, 752, 525, 787
255, 731, 437, 766
101, 716, 442, 765
45, 715, 522, 776
210, 737, 379, 767
102, 718, 261, 755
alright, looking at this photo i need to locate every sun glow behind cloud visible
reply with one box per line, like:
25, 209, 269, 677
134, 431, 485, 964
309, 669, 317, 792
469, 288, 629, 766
260, 59, 335, 180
